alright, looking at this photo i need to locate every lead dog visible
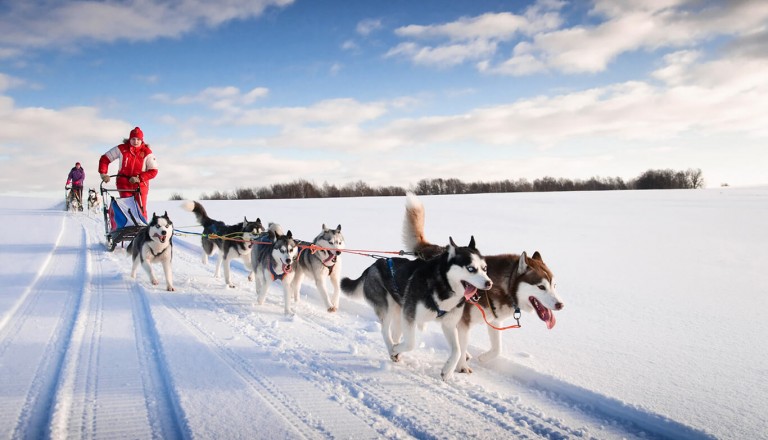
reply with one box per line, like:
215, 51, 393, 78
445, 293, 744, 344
127, 211, 175, 291
402, 192, 564, 373
291, 224, 345, 312
252, 224, 300, 315
342, 236, 492, 381
183, 201, 265, 287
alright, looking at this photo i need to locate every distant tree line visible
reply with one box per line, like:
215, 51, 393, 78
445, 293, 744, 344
168, 168, 704, 201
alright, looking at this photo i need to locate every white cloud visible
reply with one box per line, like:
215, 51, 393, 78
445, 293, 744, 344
357, 19, 383, 36
386, 0, 564, 69
388, 0, 768, 76
0, 0, 295, 58
154, 86, 269, 112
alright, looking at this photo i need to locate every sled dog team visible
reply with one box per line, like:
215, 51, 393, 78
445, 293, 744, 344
126, 193, 564, 381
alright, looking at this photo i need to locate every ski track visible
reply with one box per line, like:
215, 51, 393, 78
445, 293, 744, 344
0, 210, 715, 439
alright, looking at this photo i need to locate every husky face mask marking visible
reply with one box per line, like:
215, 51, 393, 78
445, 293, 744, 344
516, 251, 563, 329
445, 236, 492, 302
149, 214, 173, 244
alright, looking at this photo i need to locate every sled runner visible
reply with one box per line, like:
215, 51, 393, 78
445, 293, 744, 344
100, 175, 147, 251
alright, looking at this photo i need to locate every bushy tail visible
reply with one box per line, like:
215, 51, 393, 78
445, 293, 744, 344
181, 200, 213, 227
402, 192, 444, 259
340, 275, 365, 299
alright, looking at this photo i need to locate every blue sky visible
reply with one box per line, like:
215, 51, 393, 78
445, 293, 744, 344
2, 0, 767, 199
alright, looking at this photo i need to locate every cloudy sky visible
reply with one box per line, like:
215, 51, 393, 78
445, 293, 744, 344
2, 0, 767, 199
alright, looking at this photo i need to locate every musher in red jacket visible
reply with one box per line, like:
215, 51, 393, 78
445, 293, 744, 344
98, 127, 158, 219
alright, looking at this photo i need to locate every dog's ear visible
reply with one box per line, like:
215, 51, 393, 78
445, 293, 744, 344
336, 224, 342, 232
322, 223, 327, 231
448, 237, 457, 259
532, 251, 542, 261
164, 211, 169, 218
518, 251, 529, 273
468, 235, 476, 249
286, 230, 292, 239
244, 216, 248, 224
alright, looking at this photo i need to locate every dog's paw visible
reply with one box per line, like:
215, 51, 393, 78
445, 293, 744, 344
151, 279, 159, 285
167, 286, 175, 292
227, 283, 236, 288
327, 306, 337, 313
478, 351, 499, 363
440, 371, 454, 382
458, 365, 473, 374
390, 352, 402, 362
248, 274, 254, 282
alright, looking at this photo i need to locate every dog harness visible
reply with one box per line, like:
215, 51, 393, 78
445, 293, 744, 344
268, 256, 287, 281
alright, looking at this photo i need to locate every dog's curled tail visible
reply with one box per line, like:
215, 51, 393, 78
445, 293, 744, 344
340, 275, 365, 299
402, 192, 428, 250
181, 200, 210, 225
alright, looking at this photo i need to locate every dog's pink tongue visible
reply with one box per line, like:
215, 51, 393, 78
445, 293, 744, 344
544, 310, 556, 329
283, 263, 292, 273
463, 284, 477, 301
531, 296, 557, 329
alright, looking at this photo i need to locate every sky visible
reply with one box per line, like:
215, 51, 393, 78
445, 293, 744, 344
2, 188, 766, 438
1, 0, 767, 200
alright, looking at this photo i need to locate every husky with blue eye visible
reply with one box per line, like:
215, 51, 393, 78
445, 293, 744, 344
342, 235, 492, 381
127, 212, 175, 291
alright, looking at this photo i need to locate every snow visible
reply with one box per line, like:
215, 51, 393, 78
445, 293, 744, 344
1, 188, 766, 439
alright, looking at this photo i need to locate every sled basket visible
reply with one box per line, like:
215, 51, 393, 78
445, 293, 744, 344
107, 196, 147, 232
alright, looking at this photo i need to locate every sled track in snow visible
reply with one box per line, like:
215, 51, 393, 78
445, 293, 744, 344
44, 212, 188, 439
0, 217, 87, 438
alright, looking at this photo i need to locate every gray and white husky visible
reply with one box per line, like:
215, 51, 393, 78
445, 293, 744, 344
182, 201, 265, 287
252, 224, 300, 315
342, 236, 492, 381
87, 188, 101, 212
127, 211, 175, 291
291, 224, 345, 312
402, 192, 564, 373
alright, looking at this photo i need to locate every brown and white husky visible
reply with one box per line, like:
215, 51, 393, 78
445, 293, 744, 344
401, 192, 564, 374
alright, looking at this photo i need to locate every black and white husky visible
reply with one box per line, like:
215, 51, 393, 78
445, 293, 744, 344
291, 224, 345, 312
402, 192, 564, 373
342, 237, 492, 381
182, 201, 265, 287
87, 188, 100, 212
127, 212, 175, 291
251, 224, 300, 315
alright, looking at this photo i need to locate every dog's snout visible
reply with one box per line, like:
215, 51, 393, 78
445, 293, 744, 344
484, 281, 492, 290
555, 302, 564, 311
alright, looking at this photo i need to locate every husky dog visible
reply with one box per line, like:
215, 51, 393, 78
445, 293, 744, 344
87, 188, 100, 211
182, 201, 265, 287
251, 224, 300, 315
291, 224, 345, 312
127, 212, 175, 291
342, 237, 492, 381
66, 188, 83, 212
402, 192, 564, 373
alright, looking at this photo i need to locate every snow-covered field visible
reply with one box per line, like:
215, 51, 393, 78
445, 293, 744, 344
0, 188, 765, 439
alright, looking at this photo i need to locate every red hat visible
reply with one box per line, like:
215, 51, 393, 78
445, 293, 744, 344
129, 127, 144, 140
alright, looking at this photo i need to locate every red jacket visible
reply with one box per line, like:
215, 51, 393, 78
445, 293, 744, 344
98, 142, 158, 184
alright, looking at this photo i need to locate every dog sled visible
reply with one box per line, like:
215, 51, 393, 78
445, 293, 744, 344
100, 175, 147, 251
65, 186, 83, 212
